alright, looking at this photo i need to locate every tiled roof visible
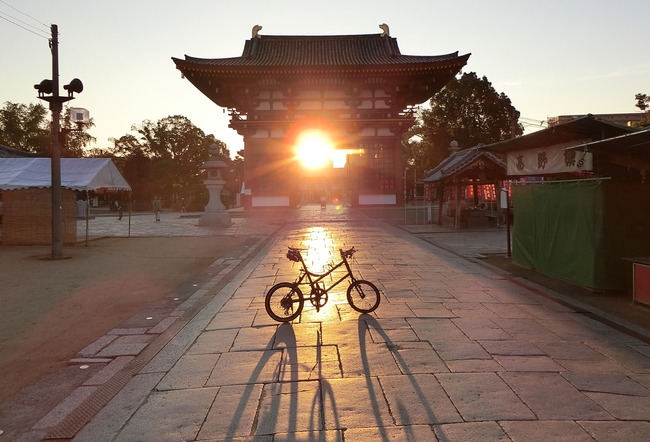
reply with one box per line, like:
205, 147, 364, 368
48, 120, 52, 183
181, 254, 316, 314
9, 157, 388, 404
176, 34, 469, 70
423, 146, 505, 183
483, 115, 637, 153
0, 144, 38, 158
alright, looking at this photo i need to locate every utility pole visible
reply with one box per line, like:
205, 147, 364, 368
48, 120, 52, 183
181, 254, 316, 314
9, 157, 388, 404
34, 24, 84, 259
49, 24, 63, 259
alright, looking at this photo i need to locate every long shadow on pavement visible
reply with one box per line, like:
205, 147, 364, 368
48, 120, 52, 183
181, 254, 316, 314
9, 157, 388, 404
226, 323, 342, 438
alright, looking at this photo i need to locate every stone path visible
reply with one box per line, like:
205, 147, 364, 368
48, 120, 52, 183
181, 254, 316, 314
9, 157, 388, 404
11, 208, 650, 440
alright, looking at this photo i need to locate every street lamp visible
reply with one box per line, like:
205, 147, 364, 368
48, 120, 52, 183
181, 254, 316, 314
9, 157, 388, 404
34, 24, 84, 259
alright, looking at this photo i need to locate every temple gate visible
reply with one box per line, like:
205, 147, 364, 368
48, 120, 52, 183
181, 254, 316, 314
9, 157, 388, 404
173, 26, 469, 208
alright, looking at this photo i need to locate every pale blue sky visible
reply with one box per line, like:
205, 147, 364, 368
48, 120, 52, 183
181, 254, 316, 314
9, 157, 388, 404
1, 0, 648, 155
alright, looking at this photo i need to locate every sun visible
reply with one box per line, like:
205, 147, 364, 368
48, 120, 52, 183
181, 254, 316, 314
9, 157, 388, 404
294, 129, 333, 170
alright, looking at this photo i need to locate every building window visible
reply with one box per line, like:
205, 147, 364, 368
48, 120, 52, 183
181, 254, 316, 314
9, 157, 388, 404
358, 142, 394, 191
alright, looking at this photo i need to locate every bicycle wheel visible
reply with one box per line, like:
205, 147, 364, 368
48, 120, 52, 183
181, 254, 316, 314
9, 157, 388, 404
265, 283, 304, 322
347, 280, 380, 313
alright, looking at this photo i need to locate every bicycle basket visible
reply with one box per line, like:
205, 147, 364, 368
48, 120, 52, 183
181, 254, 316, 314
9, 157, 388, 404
286, 249, 301, 262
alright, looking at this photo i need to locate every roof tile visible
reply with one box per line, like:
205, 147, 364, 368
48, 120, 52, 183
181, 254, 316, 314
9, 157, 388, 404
179, 34, 466, 68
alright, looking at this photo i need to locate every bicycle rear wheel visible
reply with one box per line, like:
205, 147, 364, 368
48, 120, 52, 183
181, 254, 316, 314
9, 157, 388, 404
347, 280, 380, 313
265, 283, 304, 322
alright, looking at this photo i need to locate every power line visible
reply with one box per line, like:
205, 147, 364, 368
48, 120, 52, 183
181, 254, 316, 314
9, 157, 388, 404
0, 1, 49, 39
0, 13, 48, 39
0, 0, 48, 28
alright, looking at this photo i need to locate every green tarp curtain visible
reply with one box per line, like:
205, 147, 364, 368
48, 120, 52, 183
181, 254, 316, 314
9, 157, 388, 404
512, 179, 650, 290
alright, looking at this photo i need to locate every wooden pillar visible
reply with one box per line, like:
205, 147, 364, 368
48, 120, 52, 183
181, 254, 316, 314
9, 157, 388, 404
437, 183, 445, 226
455, 184, 461, 230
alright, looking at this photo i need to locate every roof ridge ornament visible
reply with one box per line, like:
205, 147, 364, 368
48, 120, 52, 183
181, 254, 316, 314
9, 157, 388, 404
252, 24, 262, 38
379, 23, 390, 37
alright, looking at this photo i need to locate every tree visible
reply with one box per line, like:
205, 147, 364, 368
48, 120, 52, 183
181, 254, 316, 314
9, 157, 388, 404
109, 115, 231, 209
635, 93, 649, 111
0, 101, 96, 156
60, 107, 97, 157
0, 102, 49, 153
403, 72, 522, 171
634, 93, 650, 128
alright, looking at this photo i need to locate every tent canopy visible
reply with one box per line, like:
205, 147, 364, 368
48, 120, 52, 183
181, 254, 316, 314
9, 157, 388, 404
0, 158, 131, 191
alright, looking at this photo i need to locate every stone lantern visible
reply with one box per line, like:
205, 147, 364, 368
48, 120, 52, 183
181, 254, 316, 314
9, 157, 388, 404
199, 143, 231, 227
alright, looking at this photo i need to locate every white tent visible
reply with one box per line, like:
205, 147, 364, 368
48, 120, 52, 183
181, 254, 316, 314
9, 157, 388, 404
0, 158, 131, 244
0, 158, 131, 191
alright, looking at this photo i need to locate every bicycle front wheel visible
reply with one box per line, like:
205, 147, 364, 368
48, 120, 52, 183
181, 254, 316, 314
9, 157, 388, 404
265, 283, 304, 322
347, 280, 380, 313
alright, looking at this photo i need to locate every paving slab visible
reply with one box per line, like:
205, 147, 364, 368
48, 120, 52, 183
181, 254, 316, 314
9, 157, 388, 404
113, 387, 218, 441
579, 420, 650, 441
205, 349, 283, 386
379, 374, 463, 425
382, 341, 449, 374
500, 372, 613, 420
344, 425, 435, 440
436, 372, 536, 421
433, 421, 510, 441
156, 353, 220, 390
493, 355, 565, 372
500, 420, 594, 442
197, 383, 263, 440
187, 328, 239, 354
322, 377, 393, 431
255, 381, 322, 435
563, 372, 650, 395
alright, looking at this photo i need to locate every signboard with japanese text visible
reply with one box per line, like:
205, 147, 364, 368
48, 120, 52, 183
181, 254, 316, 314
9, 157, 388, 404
506, 141, 593, 176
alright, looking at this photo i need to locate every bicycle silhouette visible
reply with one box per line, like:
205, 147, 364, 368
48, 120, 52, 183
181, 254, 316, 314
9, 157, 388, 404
265, 246, 381, 322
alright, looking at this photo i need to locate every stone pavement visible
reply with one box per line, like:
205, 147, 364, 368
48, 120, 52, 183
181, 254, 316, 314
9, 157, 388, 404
12, 206, 650, 440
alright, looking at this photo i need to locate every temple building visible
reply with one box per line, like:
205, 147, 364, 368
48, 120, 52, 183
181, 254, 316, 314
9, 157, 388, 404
173, 25, 469, 208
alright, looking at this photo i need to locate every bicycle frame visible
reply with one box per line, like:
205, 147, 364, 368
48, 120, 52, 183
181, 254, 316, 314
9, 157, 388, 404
293, 253, 357, 297
265, 246, 380, 321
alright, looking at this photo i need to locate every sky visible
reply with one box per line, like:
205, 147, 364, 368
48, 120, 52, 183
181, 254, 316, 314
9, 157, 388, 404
1, 0, 648, 157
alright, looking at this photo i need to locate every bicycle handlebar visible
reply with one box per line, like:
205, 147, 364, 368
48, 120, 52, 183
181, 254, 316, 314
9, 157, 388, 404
287, 246, 356, 262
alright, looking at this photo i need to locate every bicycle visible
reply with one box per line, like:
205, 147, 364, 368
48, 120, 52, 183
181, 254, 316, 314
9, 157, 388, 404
265, 246, 381, 322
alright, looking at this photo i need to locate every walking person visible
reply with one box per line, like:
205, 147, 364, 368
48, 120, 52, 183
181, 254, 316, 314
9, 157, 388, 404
114, 200, 123, 220
153, 196, 162, 221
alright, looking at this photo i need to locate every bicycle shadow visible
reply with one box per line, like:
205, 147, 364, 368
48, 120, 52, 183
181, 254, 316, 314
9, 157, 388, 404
225, 323, 341, 439
311, 329, 343, 438
357, 314, 444, 440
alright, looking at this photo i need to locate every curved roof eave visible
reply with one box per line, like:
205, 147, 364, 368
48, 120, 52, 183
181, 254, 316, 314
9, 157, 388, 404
172, 52, 471, 74
423, 147, 505, 183
172, 55, 470, 77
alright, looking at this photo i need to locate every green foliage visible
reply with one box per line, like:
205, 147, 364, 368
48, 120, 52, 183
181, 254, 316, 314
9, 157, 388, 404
108, 115, 232, 209
403, 72, 522, 171
0, 101, 49, 153
634, 93, 650, 128
60, 108, 97, 157
635, 93, 649, 111
2, 101, 235, 209
0, 102, 96, 157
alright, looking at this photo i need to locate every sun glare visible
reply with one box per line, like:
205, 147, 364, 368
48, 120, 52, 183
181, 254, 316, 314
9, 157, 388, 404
295, 130, 333, 170
303, 227, 334, 272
